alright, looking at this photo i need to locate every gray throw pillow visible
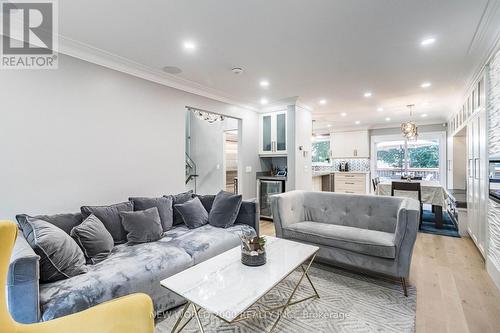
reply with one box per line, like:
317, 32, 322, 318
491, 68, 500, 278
70, 214, 114, 264
209, 190, 243, 228
17, 216, 88, 282
16, 212, 83, 235
174, 197, 208, 229
119, 207, 163, 243
167, 190, 194, 226
81, 201, 133, 244
129, 196, 173, 232
192, 194, 216, 212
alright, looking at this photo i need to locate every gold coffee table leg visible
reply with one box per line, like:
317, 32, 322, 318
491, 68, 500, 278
268, 253, 318, 333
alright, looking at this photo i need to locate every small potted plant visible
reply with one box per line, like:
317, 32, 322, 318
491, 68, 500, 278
241, 233, 266, 266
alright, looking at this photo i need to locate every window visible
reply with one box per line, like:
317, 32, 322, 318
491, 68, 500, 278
371, 132, 446, 184
312, 135, 331, 165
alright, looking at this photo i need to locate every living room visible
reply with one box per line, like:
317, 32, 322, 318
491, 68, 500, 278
1, 1, 500, 333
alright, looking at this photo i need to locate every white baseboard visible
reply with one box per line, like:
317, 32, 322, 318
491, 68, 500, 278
486, 258, 500, 291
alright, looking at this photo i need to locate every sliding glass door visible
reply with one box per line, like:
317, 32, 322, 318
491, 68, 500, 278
371, 132, 446, 185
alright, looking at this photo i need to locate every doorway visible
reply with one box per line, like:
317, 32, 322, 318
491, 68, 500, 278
223, 129, 238, 193
185, 107, 240, 195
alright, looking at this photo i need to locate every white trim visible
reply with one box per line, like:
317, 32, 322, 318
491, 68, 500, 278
56, 35, 257, 111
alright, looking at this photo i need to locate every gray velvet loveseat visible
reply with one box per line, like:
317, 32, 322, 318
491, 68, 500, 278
271, 190, 420, 295
8, 196, 258, 323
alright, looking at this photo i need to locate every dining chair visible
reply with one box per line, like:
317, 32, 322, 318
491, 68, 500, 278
391, 182, 423, 228
400, 176, 423, 180
372, 177, 380, 192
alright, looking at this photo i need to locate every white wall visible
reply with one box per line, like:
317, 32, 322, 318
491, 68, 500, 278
188, 112, 225, 194
294, 106, 313, 191
0, 54, 260, 220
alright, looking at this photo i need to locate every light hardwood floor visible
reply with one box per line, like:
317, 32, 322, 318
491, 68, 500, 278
259, 221, 500, 333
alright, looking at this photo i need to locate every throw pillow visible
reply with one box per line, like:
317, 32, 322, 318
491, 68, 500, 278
167, 190, 194, 226
81, 201, 133, 244
119, 207, 163, 243
129, 196, 173, 232
70, 214, 114, 264
16, 212, 83, 235
17, 216, 88, 283
174, 197, 208, 229
209, 190, 243, 228
192, 194, 216, 212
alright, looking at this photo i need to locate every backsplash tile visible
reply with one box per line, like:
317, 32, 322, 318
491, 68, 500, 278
333, 159, 370, 171
312, 159, 370, 172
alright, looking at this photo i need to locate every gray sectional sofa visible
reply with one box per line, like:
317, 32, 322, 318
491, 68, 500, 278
271, 190, 420, 295
8, 197, 258, 323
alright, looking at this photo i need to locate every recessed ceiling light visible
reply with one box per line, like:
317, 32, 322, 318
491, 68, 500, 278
260, 98, 269, 105
327, 124, 332, 128
421, 37, 436, 46
421, 113, 428, 118
319, 99, 327, 105
385, 117, 391, 121
183, 40, 197, 51
377, 107, 384, 112
421, 82, 432, 88
340, 112, 347, 117
355, 120, 361, 125
364, 92, 372, 98
259, 80, 269, 88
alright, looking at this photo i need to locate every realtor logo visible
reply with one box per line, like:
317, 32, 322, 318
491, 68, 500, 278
1, 0, 58, 69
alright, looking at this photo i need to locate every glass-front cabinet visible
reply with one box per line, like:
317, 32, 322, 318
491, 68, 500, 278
259, 111, 287, 155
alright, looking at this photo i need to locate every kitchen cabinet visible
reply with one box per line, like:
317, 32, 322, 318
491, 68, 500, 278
334, 172, 370, 194
259, 111, 287, 155
466, 111, 487, 257
331, 130, 369, 158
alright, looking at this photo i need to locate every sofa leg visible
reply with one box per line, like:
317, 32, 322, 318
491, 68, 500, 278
401, 277, 408, 297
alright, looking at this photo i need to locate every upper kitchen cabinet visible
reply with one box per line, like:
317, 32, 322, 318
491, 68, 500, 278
259, 111, 287, 155
331, 130, 369, 158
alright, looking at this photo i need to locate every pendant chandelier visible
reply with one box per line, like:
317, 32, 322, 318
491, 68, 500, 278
401, 104, 418, 140
188, 107, 225, 123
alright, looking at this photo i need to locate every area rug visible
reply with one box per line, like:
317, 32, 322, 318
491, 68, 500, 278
156, 264, 416, 333
420, 209, 460, 238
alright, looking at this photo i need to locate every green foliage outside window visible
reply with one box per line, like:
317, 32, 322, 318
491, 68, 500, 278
312, 140, 330, 164
377, 144, 439, 169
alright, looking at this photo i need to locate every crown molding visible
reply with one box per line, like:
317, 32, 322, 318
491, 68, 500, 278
57, 35, 257, 111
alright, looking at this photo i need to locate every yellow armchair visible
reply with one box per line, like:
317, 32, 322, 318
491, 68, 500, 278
0, 220, 155, 333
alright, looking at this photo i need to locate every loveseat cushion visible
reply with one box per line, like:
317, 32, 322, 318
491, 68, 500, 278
283, 222, 396, 259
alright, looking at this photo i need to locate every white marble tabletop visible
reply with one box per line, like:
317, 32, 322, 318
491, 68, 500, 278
160, 236, 319, 322
376, 180, 448, 207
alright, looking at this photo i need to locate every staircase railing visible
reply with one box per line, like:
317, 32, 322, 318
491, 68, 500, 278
185, 153, 198, 193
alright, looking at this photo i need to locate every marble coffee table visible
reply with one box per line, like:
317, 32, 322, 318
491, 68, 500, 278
160, 236, 320, 333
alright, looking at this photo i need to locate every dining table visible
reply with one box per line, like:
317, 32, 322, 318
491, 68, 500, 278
375, 180, 448, 228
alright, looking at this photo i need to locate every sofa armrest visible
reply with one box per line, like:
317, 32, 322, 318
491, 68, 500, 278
394, 198, 420, 277
271, 191, 305, 238
235, 199, 260, 235
8, 232, 40, 323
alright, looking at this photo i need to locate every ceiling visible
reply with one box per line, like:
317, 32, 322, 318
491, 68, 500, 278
57, 0, 500, 131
